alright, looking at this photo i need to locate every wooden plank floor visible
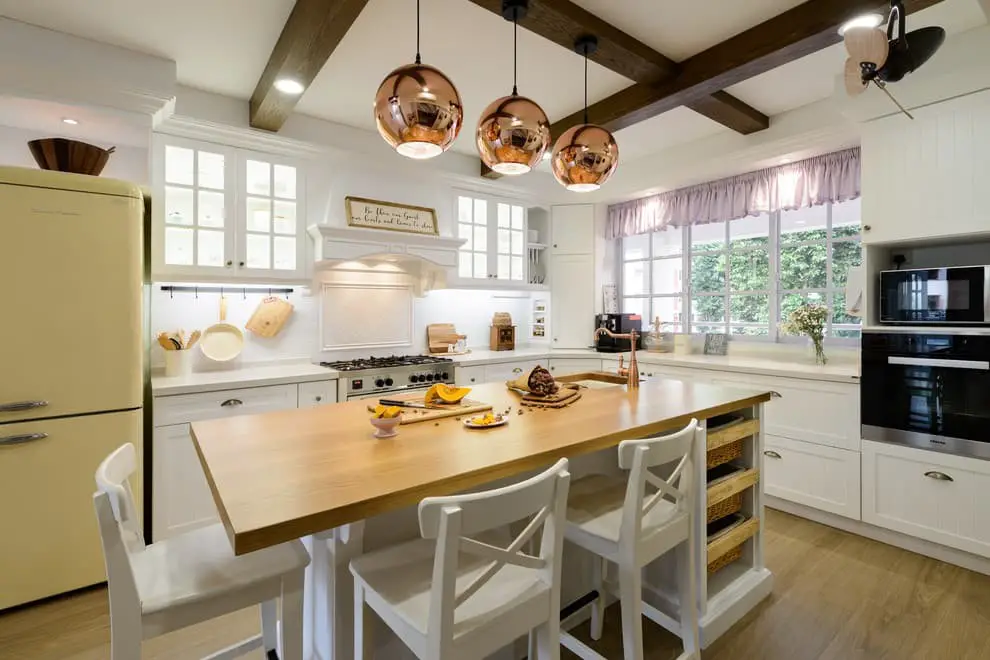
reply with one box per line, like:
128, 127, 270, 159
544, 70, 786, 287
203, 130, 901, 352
2, 510, 989, 659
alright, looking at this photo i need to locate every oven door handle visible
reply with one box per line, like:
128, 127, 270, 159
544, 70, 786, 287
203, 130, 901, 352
887, 356, 990, 371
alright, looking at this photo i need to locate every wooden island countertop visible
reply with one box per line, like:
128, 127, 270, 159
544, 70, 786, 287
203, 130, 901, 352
191, 378, 772, 555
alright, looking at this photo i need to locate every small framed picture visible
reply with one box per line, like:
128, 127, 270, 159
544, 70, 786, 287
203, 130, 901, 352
703, 333, 729, 356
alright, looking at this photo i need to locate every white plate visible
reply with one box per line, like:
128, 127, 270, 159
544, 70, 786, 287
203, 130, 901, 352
463, 416, 509, 429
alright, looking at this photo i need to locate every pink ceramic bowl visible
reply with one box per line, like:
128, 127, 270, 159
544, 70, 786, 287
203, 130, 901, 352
369, 415, 401, 438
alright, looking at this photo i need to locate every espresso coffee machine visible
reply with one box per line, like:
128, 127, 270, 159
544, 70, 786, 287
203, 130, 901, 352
595, 314, 644, 352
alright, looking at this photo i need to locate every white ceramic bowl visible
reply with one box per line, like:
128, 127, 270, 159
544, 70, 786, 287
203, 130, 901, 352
369, 415, 402, 438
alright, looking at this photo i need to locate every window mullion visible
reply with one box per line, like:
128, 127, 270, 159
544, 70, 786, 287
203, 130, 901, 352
826, 201, 835, 336
770, 210, 780, 340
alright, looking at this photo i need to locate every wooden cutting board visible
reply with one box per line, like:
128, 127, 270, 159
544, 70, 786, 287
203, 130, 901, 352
368, 395, 492, 425
245, 297, 294, 338
427, 323, 465, 354
521, 386, 582, 409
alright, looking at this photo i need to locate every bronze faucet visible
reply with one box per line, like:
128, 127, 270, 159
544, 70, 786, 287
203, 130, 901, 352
594, 326, 640, 389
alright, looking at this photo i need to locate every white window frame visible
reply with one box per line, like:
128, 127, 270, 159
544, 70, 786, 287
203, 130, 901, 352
619, 200, 862, 345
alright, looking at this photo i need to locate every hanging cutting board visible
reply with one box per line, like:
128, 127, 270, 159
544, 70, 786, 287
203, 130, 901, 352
245, 297, 294, 338
367, 395, 492, 424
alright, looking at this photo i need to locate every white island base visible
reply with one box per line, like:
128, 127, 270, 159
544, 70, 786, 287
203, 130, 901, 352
300, 408, 772, 659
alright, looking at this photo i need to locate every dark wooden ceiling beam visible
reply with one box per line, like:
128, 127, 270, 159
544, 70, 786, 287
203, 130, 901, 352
551, 0, 944, 137
250, 0, 370, 132
465, 0, 769, 136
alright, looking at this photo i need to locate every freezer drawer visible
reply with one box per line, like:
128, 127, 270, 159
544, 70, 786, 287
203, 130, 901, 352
0, 182, 143, 422
0, 409, 142, 610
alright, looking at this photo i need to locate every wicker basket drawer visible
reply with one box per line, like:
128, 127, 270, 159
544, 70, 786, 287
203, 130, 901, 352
706, 491, 743, 523
707, 515, 760, 569
707, 465, 760, 507
707, 417, 760, 452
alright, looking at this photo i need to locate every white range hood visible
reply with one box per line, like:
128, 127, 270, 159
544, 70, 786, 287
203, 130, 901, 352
308, 224, 465, 295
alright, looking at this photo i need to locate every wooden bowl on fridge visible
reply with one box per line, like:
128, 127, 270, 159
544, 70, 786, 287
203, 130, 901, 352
28, 138, 115, 176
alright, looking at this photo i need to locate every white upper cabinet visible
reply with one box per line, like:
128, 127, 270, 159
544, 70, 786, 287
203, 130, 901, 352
861, 89, 990, 245
454, 194, 527, 285
550, 204, 595, 255
153, 136, 307, 282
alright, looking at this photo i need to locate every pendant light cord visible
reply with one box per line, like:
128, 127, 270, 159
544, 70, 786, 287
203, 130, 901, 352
415, 0, 421, 64
583, 46, 589, 125
512, 17, 518, 96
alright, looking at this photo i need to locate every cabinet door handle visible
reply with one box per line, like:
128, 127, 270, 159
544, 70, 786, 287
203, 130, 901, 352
220, 398, 243, 408
315, 396, 323, 402
0, 432, 48, 446
763, 450, 782, 459
0, 400, 48, 413
553, 244, 557, 248
239, 261, 245, 267
470, 378, 476, 383
225, 260, 233, 267
924, 470, 953, 482
863, 225, 871, 231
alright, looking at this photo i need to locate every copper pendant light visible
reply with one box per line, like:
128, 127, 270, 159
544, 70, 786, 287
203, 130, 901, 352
476, 0, 550, 176
551, 36, 619, 192
374, 0, 463, 159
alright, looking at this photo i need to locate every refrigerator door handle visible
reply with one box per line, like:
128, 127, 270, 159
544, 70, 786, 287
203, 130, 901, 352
0, 400, 49, 413
0, 432, 48, 446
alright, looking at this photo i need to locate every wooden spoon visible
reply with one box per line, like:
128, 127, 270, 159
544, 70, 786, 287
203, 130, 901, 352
186, 330, 202, 350
157, 333, 175, 351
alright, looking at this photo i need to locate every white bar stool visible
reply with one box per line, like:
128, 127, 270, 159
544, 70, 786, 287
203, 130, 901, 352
349, 458, 571, 660
93, 443, 311, 660
561, 420, 701, 660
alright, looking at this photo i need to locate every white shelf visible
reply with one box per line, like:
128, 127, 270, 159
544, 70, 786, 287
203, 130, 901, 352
527, 242, 548, 250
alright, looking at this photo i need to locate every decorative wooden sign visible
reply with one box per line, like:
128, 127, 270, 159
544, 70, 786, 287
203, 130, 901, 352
345, 196, 438, 235
704, 333, 729, 356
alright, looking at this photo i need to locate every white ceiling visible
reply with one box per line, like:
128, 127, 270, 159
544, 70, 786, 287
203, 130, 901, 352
0, 96, 150, 148
0, 0, 986, 161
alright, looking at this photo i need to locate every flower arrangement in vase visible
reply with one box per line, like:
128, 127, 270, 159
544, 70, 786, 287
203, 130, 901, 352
782, 303, 829, 365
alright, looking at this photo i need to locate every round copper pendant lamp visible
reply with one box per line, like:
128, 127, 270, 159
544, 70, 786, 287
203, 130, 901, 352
374, 0, 463, 159
551, 36, 619, 192
476, 0, 550, 175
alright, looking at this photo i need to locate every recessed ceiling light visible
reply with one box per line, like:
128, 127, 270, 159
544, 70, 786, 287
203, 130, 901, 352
838, 13, 885, 36
274, 78, 305, 95
61, 118, 79, 125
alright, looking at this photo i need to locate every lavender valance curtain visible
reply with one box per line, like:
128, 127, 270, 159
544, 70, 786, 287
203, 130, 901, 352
606, 147, 861, 239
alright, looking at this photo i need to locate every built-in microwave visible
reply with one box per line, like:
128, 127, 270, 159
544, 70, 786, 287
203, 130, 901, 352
880, 265, 990, 325
862, 331, 990, 460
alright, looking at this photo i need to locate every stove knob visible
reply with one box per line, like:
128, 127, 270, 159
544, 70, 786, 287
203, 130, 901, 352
375, 378, 385, 388
441, 371, 450, 380
425, 373, 435, 382
409, 374, 418, 383
385, 378, 394, 386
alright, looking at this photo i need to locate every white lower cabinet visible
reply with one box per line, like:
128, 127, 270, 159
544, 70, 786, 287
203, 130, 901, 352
484, 359, 549, 383
455, 365, 486, 386
763, 435, 861, 520
548, 358, 602, 375
298, 380, 338, 407
862, 440, 990, 558
152, 423, 218, 541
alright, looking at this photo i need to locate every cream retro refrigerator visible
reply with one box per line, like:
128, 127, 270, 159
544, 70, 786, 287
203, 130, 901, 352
0, 166, 143, 610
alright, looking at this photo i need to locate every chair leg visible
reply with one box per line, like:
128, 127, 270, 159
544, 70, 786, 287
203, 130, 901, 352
676, 538, 700, 659
618, 562, 644, 660
534, 620, 560, 660
590, 556, 607, 641
353, 584, 374, 660
109, 613, 141, 660
281, 571, 305, 660
261, 599, 279, 658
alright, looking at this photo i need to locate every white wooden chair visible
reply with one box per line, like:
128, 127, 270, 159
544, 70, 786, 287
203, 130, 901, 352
561, 420, 701, 660
93, 443, 311, 660
349, 458, 571, 660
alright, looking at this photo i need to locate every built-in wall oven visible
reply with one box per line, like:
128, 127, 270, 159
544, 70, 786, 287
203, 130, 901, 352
862, 330, 990, 460
880, 265, 990, 324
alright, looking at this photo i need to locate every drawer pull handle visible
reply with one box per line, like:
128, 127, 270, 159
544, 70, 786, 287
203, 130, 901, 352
512, 367, 523, 373
220, 398, 244, 408
924, 470, 953, 482
0, 400, 49, 413
0, 432, 48, 446
315, 396, 323, 402
764, 450, 782, 459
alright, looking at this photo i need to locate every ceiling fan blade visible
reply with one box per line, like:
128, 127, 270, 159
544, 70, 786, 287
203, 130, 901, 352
844, 58, 868, 96
878, 26, 946, 83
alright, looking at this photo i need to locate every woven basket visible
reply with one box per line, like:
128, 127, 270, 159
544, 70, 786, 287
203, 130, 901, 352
706, 492, 743, 524
707, 545, 742, 574
707, 438, 743, 469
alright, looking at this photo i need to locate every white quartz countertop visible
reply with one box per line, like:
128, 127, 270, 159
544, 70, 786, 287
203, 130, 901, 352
448, 347, 859, 384
152, 361, 338, 396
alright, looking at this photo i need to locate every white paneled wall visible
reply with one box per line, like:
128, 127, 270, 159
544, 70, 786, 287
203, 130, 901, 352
861, 88, 990, 245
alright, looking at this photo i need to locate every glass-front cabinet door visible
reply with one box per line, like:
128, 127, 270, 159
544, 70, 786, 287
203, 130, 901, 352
455, 193, 526, 284
155, 137, 235, 277
236, 151, 305, 280
153, 136, 307, 282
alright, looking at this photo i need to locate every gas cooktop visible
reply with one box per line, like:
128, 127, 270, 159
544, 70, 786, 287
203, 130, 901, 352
320, 354, 453, 373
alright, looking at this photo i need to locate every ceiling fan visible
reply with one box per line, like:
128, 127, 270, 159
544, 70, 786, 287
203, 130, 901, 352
842, 0, 946, 119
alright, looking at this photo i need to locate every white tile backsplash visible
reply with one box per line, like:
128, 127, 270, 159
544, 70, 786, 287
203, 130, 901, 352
151, 283, 549, 369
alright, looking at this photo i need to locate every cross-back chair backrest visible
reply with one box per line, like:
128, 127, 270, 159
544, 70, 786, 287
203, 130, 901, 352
93, 443, 144, 620
417, 458, 571, 645
617, 419, 699, 545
